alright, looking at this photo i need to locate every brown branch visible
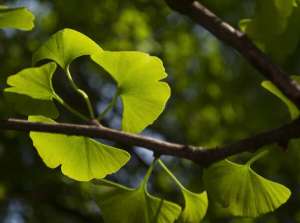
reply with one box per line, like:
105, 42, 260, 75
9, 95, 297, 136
1, 118, 300, 166
165, 0, 300, 107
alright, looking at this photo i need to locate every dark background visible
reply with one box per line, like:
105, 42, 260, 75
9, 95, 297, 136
0, 0, 299, 222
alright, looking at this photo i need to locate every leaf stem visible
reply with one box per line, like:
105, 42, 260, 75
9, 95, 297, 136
141, 158, 157, 188
65, 66, 95, 119
246, 149, 269, 166
97, 89, 119, 121
158, 159, 184, 189
54, 94, 89, 121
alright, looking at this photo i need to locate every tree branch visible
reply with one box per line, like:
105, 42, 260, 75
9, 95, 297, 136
165, 0, 300, 108
1, 118, 300, 166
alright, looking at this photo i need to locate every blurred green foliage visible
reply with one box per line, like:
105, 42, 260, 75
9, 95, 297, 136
1, 0, 300, 222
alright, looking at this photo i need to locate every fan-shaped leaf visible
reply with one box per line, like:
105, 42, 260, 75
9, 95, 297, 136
91, 51, 170, 133
261, 80, 299, 119
0, 6, 34, 30
203, 160, 291, 217
91, 179, 181, 223
4, 62, 59, 118
33, 28, 102, 69
179, 189, 208, 223
158, 160, 208, 223
29, 116, 130, 181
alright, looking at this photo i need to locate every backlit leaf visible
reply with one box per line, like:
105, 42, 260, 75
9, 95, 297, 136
91, 51, 170, 133
203, 159, 291, 217
0, 6, 34, 30
91, 179, 181, 223
33, 28, 102, 69
29, 116, 130, 181
4, 62, 59, 118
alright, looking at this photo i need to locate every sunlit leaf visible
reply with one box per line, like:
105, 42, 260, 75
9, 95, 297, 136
0, 6, 34, 30
33, 28, 102, 69
29, 116, 130, 181
5, 62, 57, 100
4, 62, 59, 118
203, 159, 291, 217
91, 179, 181, 223
91, 51, 171, 133
261, 80, 299, 119
179, 189, 208, 223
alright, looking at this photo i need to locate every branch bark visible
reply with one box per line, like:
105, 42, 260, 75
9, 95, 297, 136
1, 118, 300, 166
165, 0, 300, 108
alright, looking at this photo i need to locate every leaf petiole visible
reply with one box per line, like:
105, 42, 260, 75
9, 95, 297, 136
65, 65, 95, 119
97, 89, 119, 121
158, 159, 184, 189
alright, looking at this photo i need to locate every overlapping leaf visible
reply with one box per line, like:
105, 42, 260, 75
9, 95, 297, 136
29, 116, 130, 181
261, 80, 299, 119
179, 189, 208, 223
91, 179, 181, 223
91, 51, 171, 133
240, 0, 300, 61
4, 62, 59, 118
158, 160, 208, 223
0, 6, 34, 30
33, 28, 102, 69
203, 159, 291, 217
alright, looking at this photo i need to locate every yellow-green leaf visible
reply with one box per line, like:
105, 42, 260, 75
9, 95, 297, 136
203, 160, 291, 217
33, 28, 102, 69
0, 6, 34, 30
91, 51, 171, 133
29, 116, 130, 181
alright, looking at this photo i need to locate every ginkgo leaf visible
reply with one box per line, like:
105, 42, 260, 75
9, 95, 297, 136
29, 116, 130, 181
4, 92, 59, 119
91, 179, 181, 223
91, 51, 171, 133
33, 28, 102, 69
179, 189, 208, 223
203, 159, 291, 217
0, 6, 34, 30
261, 80, 299, 119
4, 62, 59, 118
5, 62, 57, 100
158, 160, 208, 223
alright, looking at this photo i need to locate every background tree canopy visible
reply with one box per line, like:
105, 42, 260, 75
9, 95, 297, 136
1, 0, 300, 222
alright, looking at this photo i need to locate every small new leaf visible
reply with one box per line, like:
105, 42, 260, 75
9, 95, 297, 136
203, 159, 291, 217
29, 116, 130, 181
91, 179, 181, 223
4, 62, 59, 118
0, 6, 34, 30
33, 28, 102, 69
91, 51, 171, 133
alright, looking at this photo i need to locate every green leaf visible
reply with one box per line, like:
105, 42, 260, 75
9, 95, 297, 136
241, 0, 300, 61
5, 62, 57, 100
29, 116, 130, 181
179, 189, 208, 223
33, 28, 102, 69
4, 62, 59, 118
261, 80, 299, 119
91, 51, 171, 133
91, 179, 181, 223
0, 6, 34, 30
203, 159, 291, 217
4, 92, 58, 119
158, 160, 208, 223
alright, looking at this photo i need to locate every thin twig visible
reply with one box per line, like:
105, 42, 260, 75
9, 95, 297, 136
0, 118, 299, 166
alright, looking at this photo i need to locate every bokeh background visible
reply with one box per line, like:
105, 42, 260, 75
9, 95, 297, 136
0, 0, 300, 222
